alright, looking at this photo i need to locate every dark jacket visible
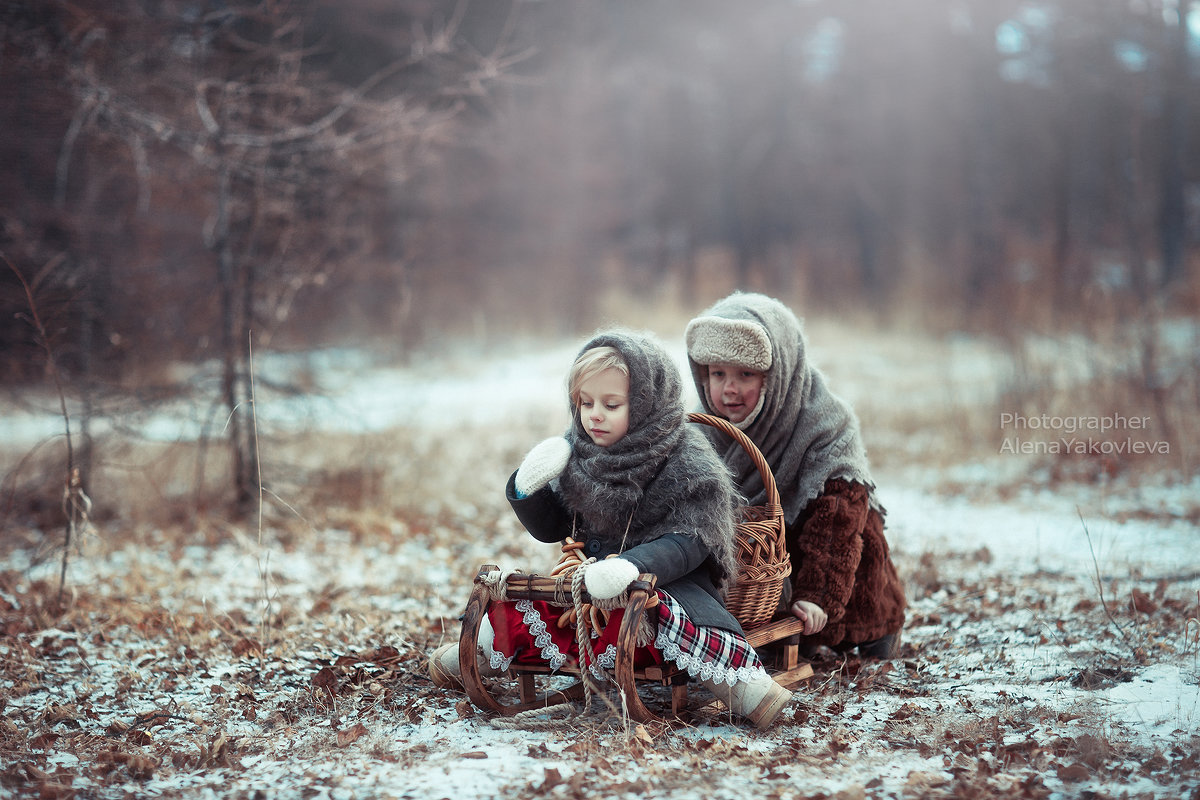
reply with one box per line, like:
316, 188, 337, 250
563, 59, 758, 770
506, 471, 744, 634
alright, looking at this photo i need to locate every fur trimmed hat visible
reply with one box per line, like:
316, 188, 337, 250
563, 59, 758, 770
684, 315, 773, 372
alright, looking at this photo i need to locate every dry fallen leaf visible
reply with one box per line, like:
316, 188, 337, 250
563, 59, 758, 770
37, 780, 75, 800
336, 722, 368, 747
904, 770, 949, 790
232, 638, 261, 658
311, 666, 338, 696
538, 767, 564, 790
368, 645, 401, 665
45, 704, 77, 724
1131, 589, 1158, 614
98, 749, 157, 780
126, 729, 152, 746
21, 764, 52, 782
1056, 763, 1090, 783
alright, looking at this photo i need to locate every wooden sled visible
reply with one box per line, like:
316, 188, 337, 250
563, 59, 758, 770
457, 413, 814, 723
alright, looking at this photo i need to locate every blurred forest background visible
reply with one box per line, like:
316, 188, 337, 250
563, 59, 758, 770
2, 0, 1199, 516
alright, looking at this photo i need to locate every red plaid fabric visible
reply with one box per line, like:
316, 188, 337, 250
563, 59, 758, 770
486, 590, 767, 686
651, 592, 766, 685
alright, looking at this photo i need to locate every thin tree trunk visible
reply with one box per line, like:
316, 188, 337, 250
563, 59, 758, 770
240, 218, 259, 499
1159, 1, 1190, 290
216, 162, 253, 511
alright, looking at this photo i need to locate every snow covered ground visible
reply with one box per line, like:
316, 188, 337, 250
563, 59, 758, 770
1, 321, 1197, 799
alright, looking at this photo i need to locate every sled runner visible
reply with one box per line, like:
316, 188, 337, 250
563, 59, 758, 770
457, 413, 814, 723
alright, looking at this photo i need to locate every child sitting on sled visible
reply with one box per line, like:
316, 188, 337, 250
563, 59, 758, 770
685, 292, 905, 659
429, 329, 792, 728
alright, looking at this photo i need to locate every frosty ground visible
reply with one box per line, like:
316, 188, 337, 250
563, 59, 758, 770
1, 319, 1198, 799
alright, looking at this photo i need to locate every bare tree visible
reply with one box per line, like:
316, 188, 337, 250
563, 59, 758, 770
1159, 0, 1193, 291
44, 0, 513, 510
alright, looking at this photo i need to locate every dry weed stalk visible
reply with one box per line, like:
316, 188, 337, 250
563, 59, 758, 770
5, 255, 93, 602
1186, 590, 1199, 668
212, 331, 280, 660
248, 332, 277, 663
1078, 508, 1132, 650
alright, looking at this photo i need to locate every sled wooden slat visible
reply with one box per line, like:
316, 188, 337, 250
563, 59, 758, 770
742, 616, 807, 649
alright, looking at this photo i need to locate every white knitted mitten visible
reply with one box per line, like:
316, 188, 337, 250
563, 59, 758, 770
515, 437, 571, 496
583, 558, 640, 601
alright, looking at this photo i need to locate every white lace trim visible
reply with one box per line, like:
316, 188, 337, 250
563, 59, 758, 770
506, 598, 763, 686
488, 648, 514, 672
515, 599, 567, 671
588, 643, 618, 680
480, 614, 512, 672
654, 625, 768, 688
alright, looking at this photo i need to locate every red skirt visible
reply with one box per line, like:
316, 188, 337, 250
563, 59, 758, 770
486, 591, 767, 686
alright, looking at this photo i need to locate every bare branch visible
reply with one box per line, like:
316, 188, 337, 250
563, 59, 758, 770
4, 254, 79, 600
55, 91, 100, 208
128, 133, 151, 213
195, 82, 221, 136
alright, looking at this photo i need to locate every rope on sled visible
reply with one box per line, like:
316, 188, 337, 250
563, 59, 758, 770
489, 559, 627, 732
572, 559, 623, 717
478, 567, 514, 600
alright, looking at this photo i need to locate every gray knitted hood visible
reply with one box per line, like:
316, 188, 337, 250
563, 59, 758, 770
558, 329, 741, 587
685, 293, 882, 523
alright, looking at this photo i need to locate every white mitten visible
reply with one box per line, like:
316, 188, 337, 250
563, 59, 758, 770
583, 557, 640, 601
515, 437, 571, 496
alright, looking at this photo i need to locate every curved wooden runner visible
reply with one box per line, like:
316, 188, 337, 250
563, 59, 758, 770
458, 565, 662, 723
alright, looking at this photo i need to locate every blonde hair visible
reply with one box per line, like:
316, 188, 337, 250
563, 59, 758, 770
568, 346, 629, 405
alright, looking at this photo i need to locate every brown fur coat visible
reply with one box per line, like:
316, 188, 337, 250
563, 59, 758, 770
785, 478, 906, 648
685, 292, 906, 648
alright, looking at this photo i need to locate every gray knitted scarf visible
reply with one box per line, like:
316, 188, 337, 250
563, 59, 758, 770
686, 293, 882, 524
558, 330, 741, 588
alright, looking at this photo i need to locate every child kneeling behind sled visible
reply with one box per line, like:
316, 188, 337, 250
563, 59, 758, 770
429, 329, 792, 728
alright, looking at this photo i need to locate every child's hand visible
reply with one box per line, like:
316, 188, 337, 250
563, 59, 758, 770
789, 600, 828, 635
583, 557, 640, 601
515, 437, 571, 496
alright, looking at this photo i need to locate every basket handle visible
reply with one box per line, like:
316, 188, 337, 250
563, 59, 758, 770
687, 412, 781, 511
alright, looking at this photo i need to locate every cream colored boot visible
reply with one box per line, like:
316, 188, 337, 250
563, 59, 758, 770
428, 616, 503, 690
702, 672, 793, 729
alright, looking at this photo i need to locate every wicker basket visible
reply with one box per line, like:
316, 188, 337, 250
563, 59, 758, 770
688, 412, 789, 628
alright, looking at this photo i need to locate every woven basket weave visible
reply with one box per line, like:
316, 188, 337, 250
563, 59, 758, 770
688, 412, 789, 629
